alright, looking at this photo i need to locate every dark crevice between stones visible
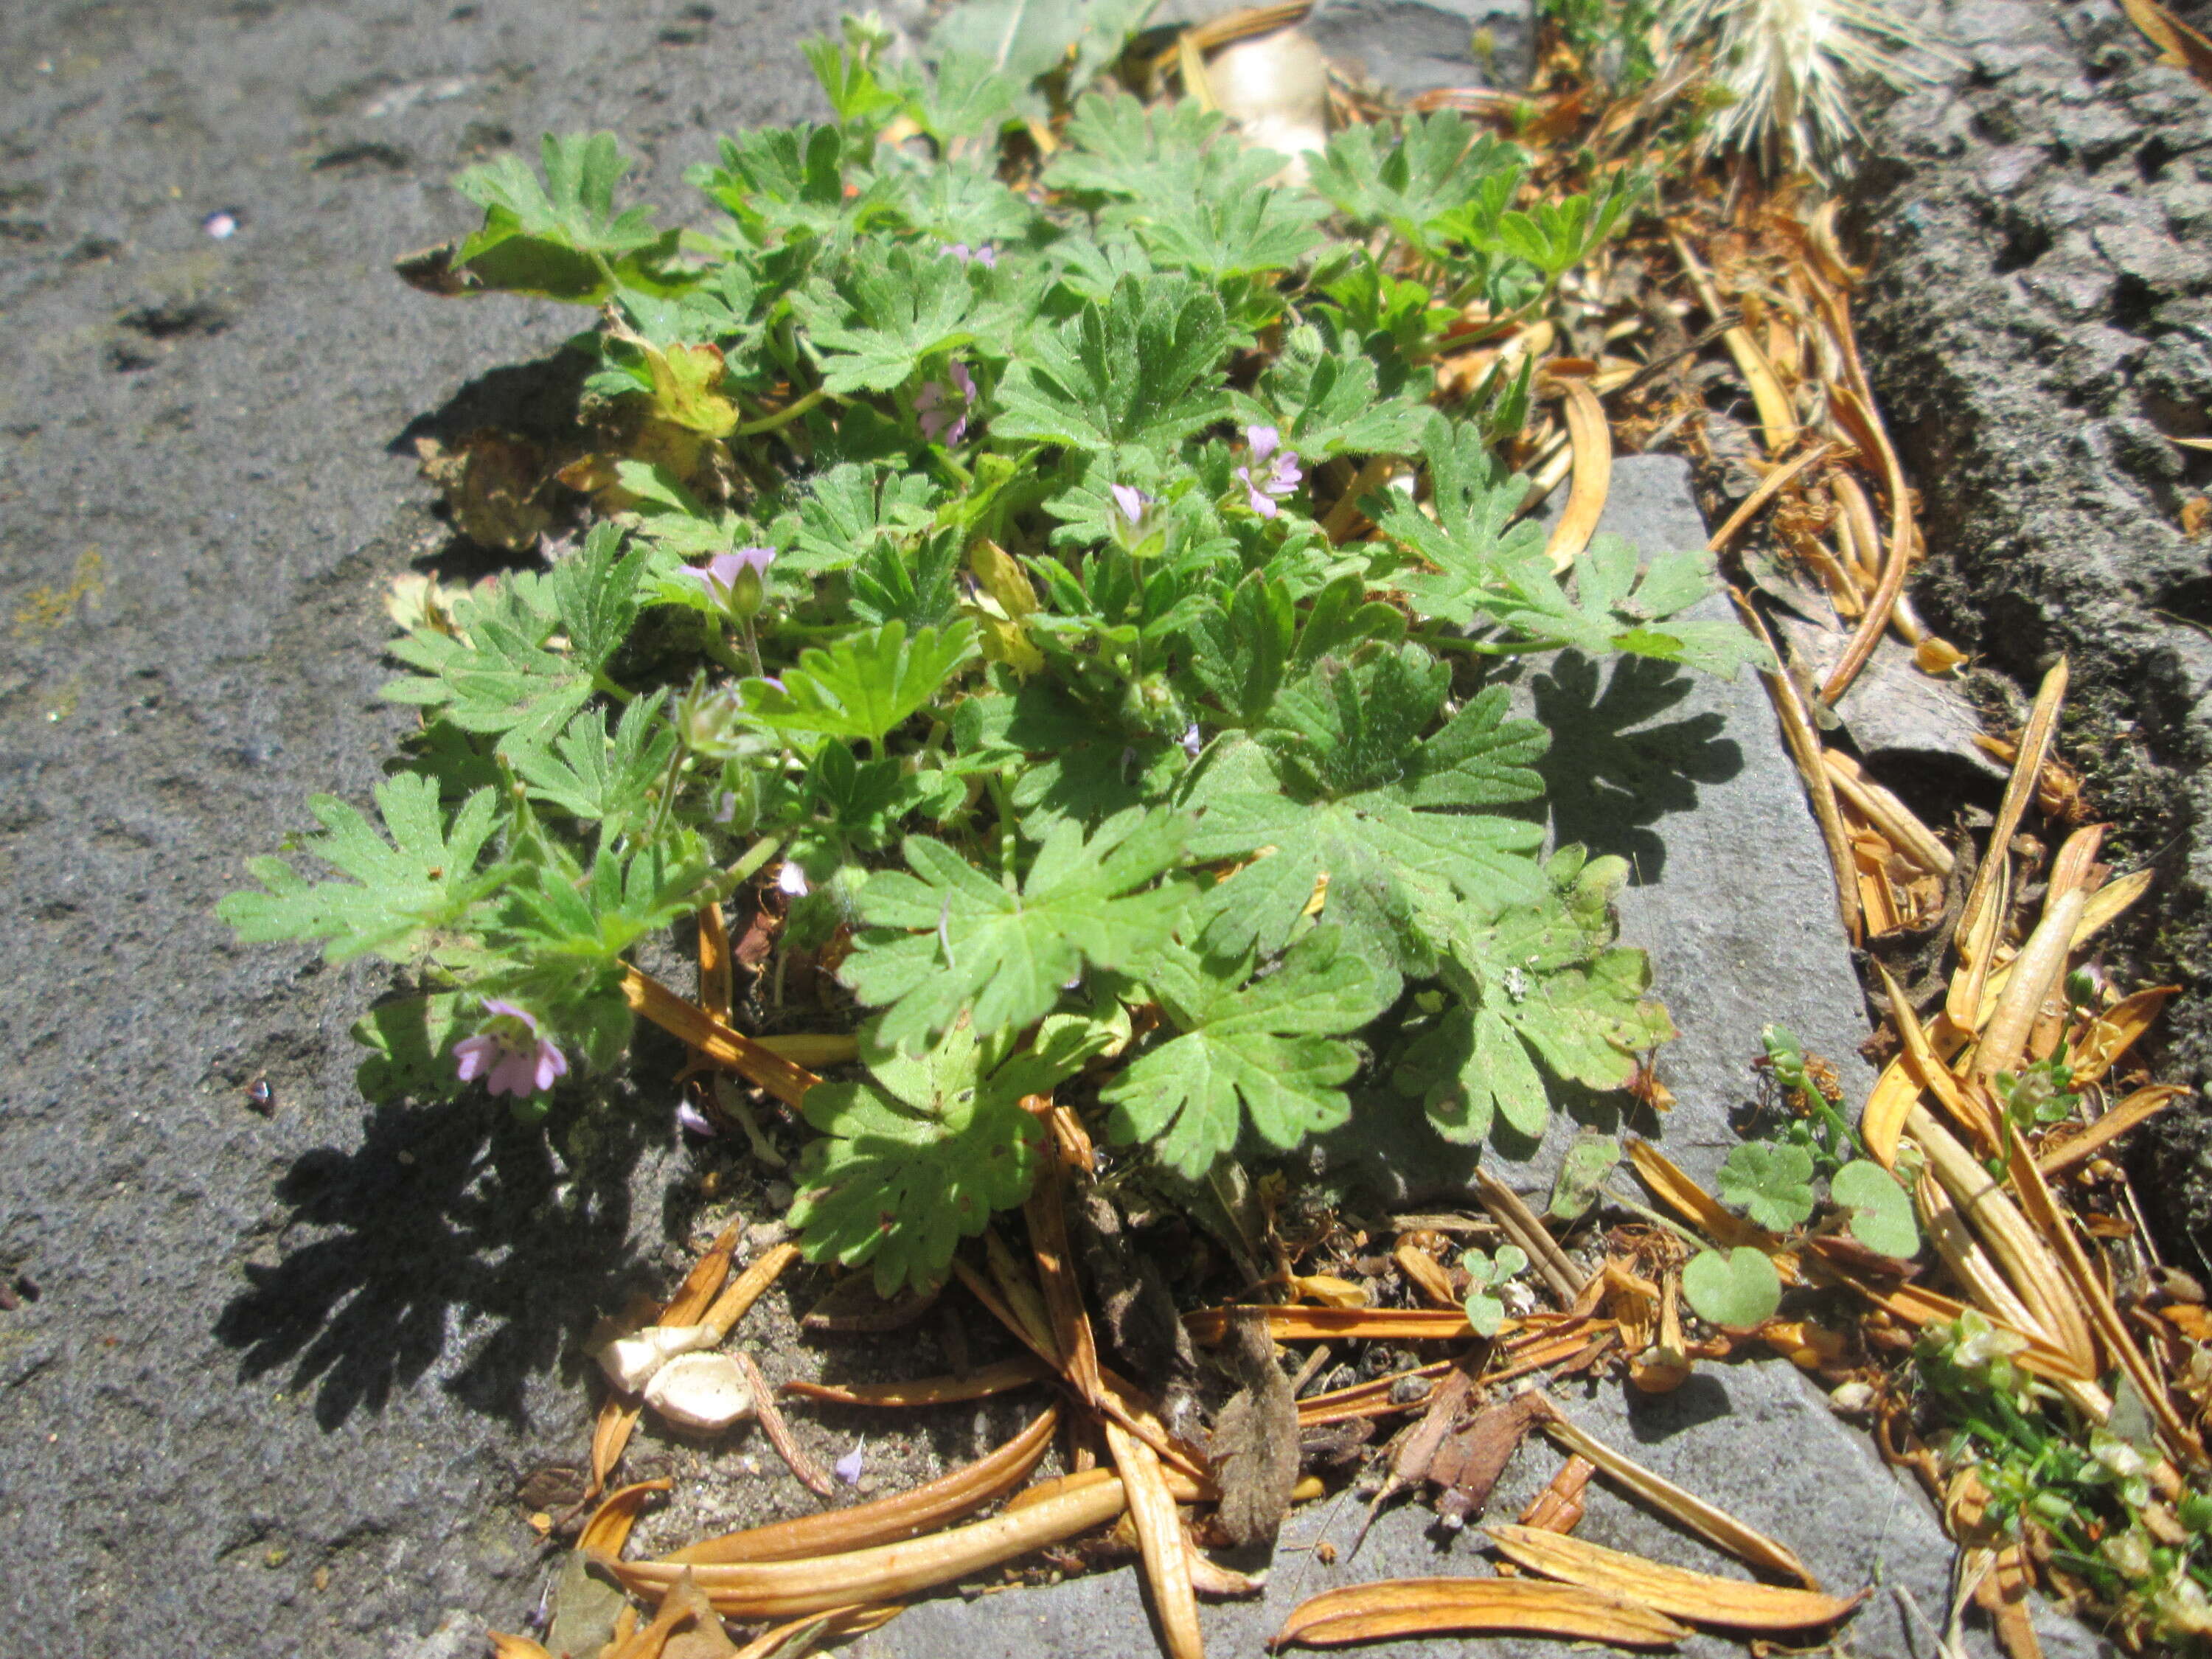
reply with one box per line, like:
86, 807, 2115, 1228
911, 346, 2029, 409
1850, 3, 2212, 1265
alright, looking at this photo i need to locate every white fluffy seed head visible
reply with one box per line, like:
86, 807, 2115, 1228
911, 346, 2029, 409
1666, 0, 1951, 179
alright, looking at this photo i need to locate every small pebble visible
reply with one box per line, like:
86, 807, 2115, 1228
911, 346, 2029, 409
203, 209, 239, 239
1388, 1374, 1433, 1405
763, 1180, 794, 1210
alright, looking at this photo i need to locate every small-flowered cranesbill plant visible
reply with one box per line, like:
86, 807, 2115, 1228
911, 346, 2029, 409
219, 12, 1773, 1290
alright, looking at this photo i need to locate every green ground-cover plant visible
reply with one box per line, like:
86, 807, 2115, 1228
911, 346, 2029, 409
223, 18, 1769, 1295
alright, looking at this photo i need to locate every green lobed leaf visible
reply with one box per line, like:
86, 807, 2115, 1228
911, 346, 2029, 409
741, 619, 978, 750
1103, 929, 1387, 1178
218, 773, 507, 964
992, 272, 1236, 457
843, 805, 1192, 1050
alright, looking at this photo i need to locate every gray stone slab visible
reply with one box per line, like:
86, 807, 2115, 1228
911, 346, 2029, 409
1321, 456, 1877, 1207
857, 1357, 2111, 1659
1150, 0, 1534, 94
1304, 0, 1534, 96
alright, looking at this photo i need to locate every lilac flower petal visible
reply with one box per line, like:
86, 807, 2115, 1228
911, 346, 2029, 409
1270, 451, 1303, 493
532, 1043, 568, 1092
777, 860, 810, 897
453, 1035, 495, 1082
481, 998, 535, 1031
733, 545, 775, 575
834, 1442, 866, 1484
950, 360, 974, 399
1237, 466, 1279, 519
1245, 424, 1280, 463
945, 243, 971, 262
976, 246, 997, 268
487, 1050, 535, 1097
677, 1098, 717, 1138
1110, 484, 1147, 526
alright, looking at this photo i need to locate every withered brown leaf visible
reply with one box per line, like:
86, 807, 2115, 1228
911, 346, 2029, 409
1209, 1308, 1302, 1548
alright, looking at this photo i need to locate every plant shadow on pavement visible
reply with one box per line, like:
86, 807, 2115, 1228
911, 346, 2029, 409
215, 1085, 664, 1429
1523, 649, 1743, 885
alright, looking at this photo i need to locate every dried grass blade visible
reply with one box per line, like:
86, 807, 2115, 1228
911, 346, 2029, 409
1025, 1152, 1105, 1408
487, 1635, 557, 1659
1545, 378, 1612, 572
754, 1033, 859, 1068
780, 1357, 1053, 1409
619, 1475, 1131, 1617
1106, 1419, 1205, 1659
2005, 1122, 2205, 1462
2037, 1085, 2191, 1180
1186, 1306, 1483, 1343
1916, 1172, 2051, 1346
622, 967, 821, 1107
729, 1604, 904, 1659
1823, 751, 1953, 875
2068, 988, 2180, 1086
1705, 443, 1835, 555
592, 1399, 647, 1498
1947, 658, 2069, 1024
1907, 1104, 2097, 1374
1270, 1576, 1689, 1650
1295, 1360, 1456, 1426
1874, 962, 1998, 1155
1818, 387, 1913, 704
1484, 1524, 1866, 1631
580, 1478, 672, 1558
1731, 590, 1860, 942
1973, 884, 2090, 1085
1534, 1400, 1818, 1587
703, 1242, 801, 1343
2119, 0, 2212, 84
698, 900, 733, 1029
1860, 1053, 1919, 1169
737, 1352, 838, 1498
1473, 1168, 1587, 1301
1972, 867, 2152, 1026
667, 1406, 1060, 1565
1819, 1265, 2094, 1382
984, 1226, 1062, 1366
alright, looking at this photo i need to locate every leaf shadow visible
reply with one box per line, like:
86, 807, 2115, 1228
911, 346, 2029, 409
214, 1088, 664, 1430
1522, 650, 1744, 885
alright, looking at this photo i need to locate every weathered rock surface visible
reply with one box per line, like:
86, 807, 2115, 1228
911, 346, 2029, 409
1852, 0, 2212, 1254
0, 2, 843, 1654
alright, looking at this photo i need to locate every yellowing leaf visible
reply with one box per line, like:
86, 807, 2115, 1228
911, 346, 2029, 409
1272, 1577, 1689, 1649
1484, 1525, 1867, 1631
964, 538, 1044, 675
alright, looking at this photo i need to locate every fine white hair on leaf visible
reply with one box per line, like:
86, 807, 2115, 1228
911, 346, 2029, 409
1668, 0, 1953, 179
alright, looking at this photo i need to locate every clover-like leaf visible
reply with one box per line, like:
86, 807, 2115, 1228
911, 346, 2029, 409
1681, 1247, 1782, 1328
1717, 1140, 1819, 1231
1102, 928, 1386, 1179
1833, 1159, 1920, 1259
843, 806, 1192, 1050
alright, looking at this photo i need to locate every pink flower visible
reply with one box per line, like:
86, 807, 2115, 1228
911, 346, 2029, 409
917, 359, 975, 445
776, 860, 810, 898
454, 999, 568, 1098
1234, 425, 1302, 520
944, 243, 997, 268
680, 546, 775, 619
1110, 484, 1152, 526
834, 1440, 866, 1484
